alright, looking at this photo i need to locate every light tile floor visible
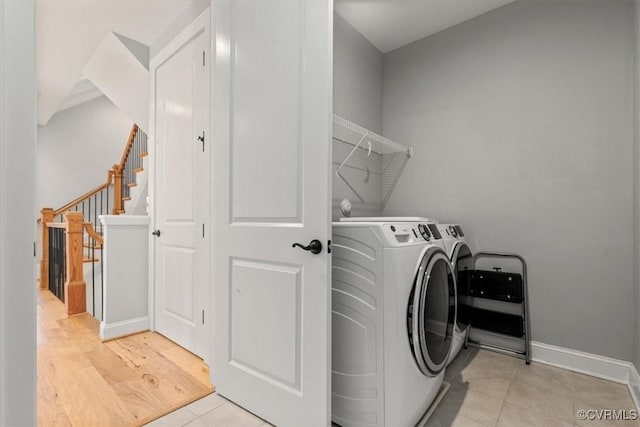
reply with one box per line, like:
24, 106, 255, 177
147, 347, 639, 427
145, 393, 271, 427
429, 347, 639, 427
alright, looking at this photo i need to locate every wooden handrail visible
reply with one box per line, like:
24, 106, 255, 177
46, 222, 67, 229
112, 124, 139, 215
118, 124, 139, 170
53, 169, 114, 216
83, 222, 104, 246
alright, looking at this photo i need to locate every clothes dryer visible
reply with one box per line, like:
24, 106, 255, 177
332, 218, 455, 427
437, 223, 474, 366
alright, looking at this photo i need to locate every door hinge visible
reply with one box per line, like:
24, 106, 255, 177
33, 241, 36, 257
203, 50, 205, 66
328, 240, 332, 254
202, 309, 205, 324
202, 223, 205, 238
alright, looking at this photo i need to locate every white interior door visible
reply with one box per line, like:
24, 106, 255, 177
151, 11, 210, 358
212, 1, 332, 426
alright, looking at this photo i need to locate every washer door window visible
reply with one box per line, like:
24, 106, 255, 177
452, 242, 474, 333
408, 247, 456, 376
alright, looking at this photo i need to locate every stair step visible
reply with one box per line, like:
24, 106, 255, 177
83, 257, 100, 263
140, 151, 148, 158
133, 167, 143, 173
83, 243, 102, 249
123, 197, 131, 201
127, 182, 137, 188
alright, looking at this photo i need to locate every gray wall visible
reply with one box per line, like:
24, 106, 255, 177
333, 13, 382, 134
0, 0, 36, 423
635, 0, 640, 369
382, 0, 635, 360
37, 96, 132, 212
333, 13, 384, 220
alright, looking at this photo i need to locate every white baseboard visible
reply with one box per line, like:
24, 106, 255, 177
100, 316, 149, 341
531, 341, 631, 384
629, 364, 640, 411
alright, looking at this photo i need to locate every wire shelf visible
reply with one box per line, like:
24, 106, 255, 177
332, 114, 412, 210
333, 114, 412, 156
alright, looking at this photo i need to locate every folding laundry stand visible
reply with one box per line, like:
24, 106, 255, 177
464, 252, 531, 364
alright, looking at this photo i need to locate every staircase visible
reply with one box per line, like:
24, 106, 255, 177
124, 164, 149, 215
39, 124, 148, 320
115, 124, 149, 215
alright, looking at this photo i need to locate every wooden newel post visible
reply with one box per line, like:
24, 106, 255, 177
40, 208, 55, 290
64, 211, 86, 315
112, 164, 123, 214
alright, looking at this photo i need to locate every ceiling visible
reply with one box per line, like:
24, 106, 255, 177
55, 78, 103, 113
37, 0, 192, 126
38, 0, 515, 125
335, 0, 515, 53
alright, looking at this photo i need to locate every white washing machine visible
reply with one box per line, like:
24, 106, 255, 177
332, 217, 456, 427
437, 223, 474, 366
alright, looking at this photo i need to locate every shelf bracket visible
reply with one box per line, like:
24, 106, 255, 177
336, 132, 367, 176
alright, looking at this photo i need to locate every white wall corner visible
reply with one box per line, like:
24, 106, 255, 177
56, 87, 104, 114
113, 32, 150, 70
100, 214, 150, 342
100, 316, 150, 341
150, 0, 211, 59
532, 341, 631, 384
82, 31, 150, 131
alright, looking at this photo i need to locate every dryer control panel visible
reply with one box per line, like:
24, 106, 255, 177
382, 222, 441, 246
438, 224, 465, 240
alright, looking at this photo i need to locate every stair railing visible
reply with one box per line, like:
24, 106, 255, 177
83, 222, 104, 318
113, 124, 147, 214
40, 168, 113, 294
39, 123, 147, 317
46, 222, 66, 303
42, 212, 88, 315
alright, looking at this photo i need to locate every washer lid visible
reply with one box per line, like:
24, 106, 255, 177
408, 246, 456, 377
339, 216, 435, 222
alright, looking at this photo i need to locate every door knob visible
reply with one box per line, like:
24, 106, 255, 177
152, 230, 161, 237
292, 239, 322, 254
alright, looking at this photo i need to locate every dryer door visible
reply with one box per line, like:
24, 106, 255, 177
408, 247, 456, 377
452, 242, 474, 333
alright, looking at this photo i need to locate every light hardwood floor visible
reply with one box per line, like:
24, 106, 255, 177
37, 290, 213, 427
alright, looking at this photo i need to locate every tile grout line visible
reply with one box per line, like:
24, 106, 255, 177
493, 374, 515, 427
502, 365, 578, 426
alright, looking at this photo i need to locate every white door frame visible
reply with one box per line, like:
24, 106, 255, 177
148, 8, 212, 363
0, 1, 37, 424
